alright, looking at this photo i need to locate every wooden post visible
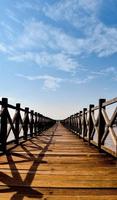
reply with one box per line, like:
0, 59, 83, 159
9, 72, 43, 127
88, 105, 94, 144
72, 115, 74, 131
83, 108, 87, 140
40, 115, 43, 132
0, 98, 8, 152
15, 103, 20, 144
30, 110, 34, 137
68, 117, 71, 130
37, 113, 40, 134
76, 113, 79, 135
74, 114, 77, 133
70, 115, 72, 130
79, 111, 82, 137
43, 117, 45, 131
34, 112, 37, 135
23, 107, 29, 140
70, 116, 72, 130
98, 99, 106, 151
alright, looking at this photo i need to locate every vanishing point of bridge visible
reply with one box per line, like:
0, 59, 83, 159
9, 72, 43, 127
0, 97, 117, 199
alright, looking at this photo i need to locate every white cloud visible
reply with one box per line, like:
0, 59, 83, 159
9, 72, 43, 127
1, 1, 117, 75
44, 0, 101, 30
78, 0, 101, 12
91, 67, 116, 76
16, 65, 117, 92
8, 18, 117, 65
1, 22, 14, 33
6, 9, 22, 24
86, 23, 117, 57
17, 74, 63, 91
6, 20, 80, 72
71, 66, 117, 84
15, 1, 41, 11
43, 0, 117, 57
16, 0, 101, 24
0, 43, 8, 53
71, 75, 96, 84
0, 22, 15, 41
0, 42, 16, 55
15, 20, 83, 55
10, 51, 78, 72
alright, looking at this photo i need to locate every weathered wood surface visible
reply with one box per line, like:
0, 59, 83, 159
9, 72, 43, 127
0, 123, 117, 199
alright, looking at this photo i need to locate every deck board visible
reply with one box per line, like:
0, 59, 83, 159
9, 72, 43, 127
0, 123, 117, 199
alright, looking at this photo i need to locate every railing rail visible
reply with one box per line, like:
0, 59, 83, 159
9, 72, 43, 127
0, 98, 55, 152
61, 97, 117, 157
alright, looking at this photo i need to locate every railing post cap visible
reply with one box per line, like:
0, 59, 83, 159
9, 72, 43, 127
2, 98, 8, 104
99, 98, 106, 106
89, 104, 94, 109
25, 107, 29, 112
16, 103, 20, 109
31, 110, 34, 114
83, 108, 87, 111
89, 104, 94, 106
99, 98, 106, 103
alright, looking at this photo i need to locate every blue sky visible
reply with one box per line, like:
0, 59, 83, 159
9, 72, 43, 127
0, 0, 117, 119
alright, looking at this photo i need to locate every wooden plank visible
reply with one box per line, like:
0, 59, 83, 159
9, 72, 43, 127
0, 123, 117, 200
0, 186, 117, 199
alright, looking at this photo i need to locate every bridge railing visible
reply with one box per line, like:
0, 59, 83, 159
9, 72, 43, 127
61, 97, 117, 157
0, 98, 55, 152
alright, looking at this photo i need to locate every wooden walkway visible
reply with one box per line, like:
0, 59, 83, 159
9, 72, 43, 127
0, 123, 117, 199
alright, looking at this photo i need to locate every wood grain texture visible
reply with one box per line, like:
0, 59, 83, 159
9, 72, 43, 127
0, 123, 117, 199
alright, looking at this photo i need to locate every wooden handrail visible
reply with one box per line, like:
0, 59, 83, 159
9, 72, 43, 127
0, 97, 56, 152
61, 97, 117, 157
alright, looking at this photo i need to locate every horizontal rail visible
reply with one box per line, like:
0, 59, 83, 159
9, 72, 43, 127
61, 97, 117, 157
102, 97, 117, 107
0, 97, 56, 152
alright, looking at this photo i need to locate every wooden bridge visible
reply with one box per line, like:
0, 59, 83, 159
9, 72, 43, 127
0, 97, 117, 199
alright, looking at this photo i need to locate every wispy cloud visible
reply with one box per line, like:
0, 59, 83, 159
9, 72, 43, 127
87, 23, 117, 57
14, 20, 82, 55
71, 66, 117, 84
43, 0, 101, 29
0, 43, 8, 53
10, 51, 78, 72
6, 20, 80, 72
1, 1, 117, 75
16, 66, 117, 92
17, 74, 63, 91
91, 66, 116, 76
91, 66, 117, 80
1, 21, 15, 41
6, 18, 117, 69
6, 9, 22, 24
15, 0, 41, 11
43, 0, 117, 57
1, 22, 14, 33
72, 75, 96, 84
